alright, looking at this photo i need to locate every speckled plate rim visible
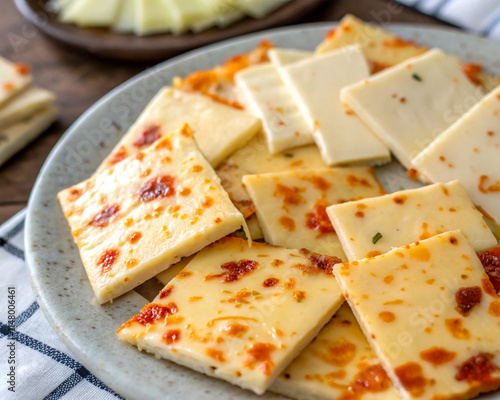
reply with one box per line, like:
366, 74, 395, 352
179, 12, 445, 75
25, 22, 500, 400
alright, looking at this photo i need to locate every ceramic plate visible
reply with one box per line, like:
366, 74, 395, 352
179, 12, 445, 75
25, 23, 500, 400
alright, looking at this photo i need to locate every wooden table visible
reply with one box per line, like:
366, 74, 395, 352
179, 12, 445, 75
0, 0, 448, 224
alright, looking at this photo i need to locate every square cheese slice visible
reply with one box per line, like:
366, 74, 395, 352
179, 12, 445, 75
327, 180, 497, 262
97, 87, 260, 172
242, 167, 386, 260
334, 231, 500, 400
117, 237, 344, 395
278, 44, 390, 166
235, 63, 313, 154
271, 303, 400, 400
340, 49, 480, 169
58, 125, 245, 304
0, 58, 31, 107
412, 86, 500, 227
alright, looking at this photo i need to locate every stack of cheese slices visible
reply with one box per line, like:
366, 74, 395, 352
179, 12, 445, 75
0, 57, 58, 166
58, 14, 500, 400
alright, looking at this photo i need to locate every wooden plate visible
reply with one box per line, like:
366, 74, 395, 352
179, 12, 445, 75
14, 0, 330, 62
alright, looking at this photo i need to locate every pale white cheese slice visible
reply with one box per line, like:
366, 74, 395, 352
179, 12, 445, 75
243, 168, 387, 260
334, 231, 500, 400
162, 0, 210, 35
327, 180, 497, 262
58, 125, 246, 304
239, 0, 291, 18
268, 48, 312, 68
0, 105, 58, 167
112, 0, 135, 33
0, 87, 55, 129
271, 303, 400, 400
340, 49, 481, 169
413, 86, 500, 228
0, 58, 31, 107
60, 0, 121, 27
133, 0, 172, 36
278, 45, 390, 166
235, 63, 313, 154
97, 87, 261, 173
117, 237, 344, 395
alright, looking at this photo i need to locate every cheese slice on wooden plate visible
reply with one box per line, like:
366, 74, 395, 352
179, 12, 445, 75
327, 180, 497, 262
58, 125, 246, 304
117, 236, 344, 395
271, 303, 400, 400
334, 231, 500, 400
278, 45, 390, 166
97, 87, 261, 173
239, 0, 291, 18
112, 0, 134, 33
0, 87, 55, 129
413, 86, 500, 229
133, 0, 173, 35
60, 0, 121, 26
235, 63, 313, 154
316, 14, 427, 72
0, 58, 31, 107
267, 48, 312, 67
243, 167, 386, 260
340, 49, 481, 169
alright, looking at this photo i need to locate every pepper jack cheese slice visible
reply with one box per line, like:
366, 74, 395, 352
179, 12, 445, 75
334, 231, 500, 400
97, 87, 261, 172
58, 125, 246, 304
271, 303, 400, 400
412, 86, 500, 228
327, 180, 497, 262
243, 168, 386, 260
340, 49, 481, 169
0, 58, 31, 107
278, 45, 390, 166
117, 237, 344, 395
235, 63, 313, 154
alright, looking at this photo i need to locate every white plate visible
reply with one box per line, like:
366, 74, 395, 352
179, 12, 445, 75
25, 22, 500, 400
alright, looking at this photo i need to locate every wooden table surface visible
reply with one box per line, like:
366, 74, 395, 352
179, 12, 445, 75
0, 0, 448, 224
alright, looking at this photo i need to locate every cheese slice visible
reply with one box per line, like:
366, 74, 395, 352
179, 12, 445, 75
239, 0, 291, 18
112, 0, 134, 33
163, 0, 210, 35
278, 45, 390, 166
117, 237, 344, 395
0, 105, 58, 167
60, 0, 121, 27
267, 48, 312, 68
412, 86, 500, 228
316, 14, 427, 71
0, 58, 31, 107
243, 167, 386, 260
133, 0, 172, 35
58, 125, 245, 304
97, 87, 260, 173
235, 63, 313, 154
271, 303, 400, 400
216, 162, 255, 219
334, 231, 500, 400
0, 87, 55, 129
327, 180, 497, 262
340, 49, 481, 169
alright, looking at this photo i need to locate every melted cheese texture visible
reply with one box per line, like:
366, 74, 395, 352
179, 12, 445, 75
97, 87, 261, 172
117, 237, 344, 395
271, 303, 400, 400
341, 49, 481, 169
58, 126, 245, 304
235, 63, 313, 154
413, 86, 500, 227
243, 167, 386, 260
327, 180, 497, 262
278, 45, 390, 166
0, 57, 31, 106
334, 231, 500, 400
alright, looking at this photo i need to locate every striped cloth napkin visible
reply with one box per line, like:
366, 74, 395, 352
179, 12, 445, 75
397, 0, 500, 39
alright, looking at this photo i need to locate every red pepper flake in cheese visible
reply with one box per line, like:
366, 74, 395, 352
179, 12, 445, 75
409, 245, 431, 262
222, 323, 249, 337
445, 318, 471, 340
304, 175, 331, 191
119, 303, 178, 331
305, 201, 335, 236
201, 196, 214, 208
205, 260, 258, 283
162, 329, 180, 345
325, 28, 336, 40
274, 184, 305, 207
244, 343, 276, 376
271, 259, 284, 268
313, 340, 356, 367
420, 347, 457, 366
383, 37, 418, 48
138, 176, 175, 202
379, 311, 396, 322
293, 291, 306, 302
456, 353, 499, 383
477, 246, 500, 293
455, 286, 482, 316
97, 249, 119, 274
90, 204, 120, 227
177, 271, 193, 279
462, 63, 483, 86
339, 364, 392, 400
204, 92, 244, 110
128, 231, 142, 244
180, 188, 191, 196
346, 174, 372, 187
2, 81, 14, 91
279, 216, 296, 232
394, 362, 428, 398
206, 348, 226, 363
109, 146, 127, 165
478, 175, 500, 194
14, 63, 31, 75
191, 165, 203, 173
299, 248, 342, 275
489, 301, 500, 317
366, 251, 382, 258
263, 278, 279, 287
482, 278, 499, 298
407, 168, 418, 180
68, 188, 83, 202
134, 125, 161, 148
159, 285, 174, 299
370, 61, 390, 74
393, 195, 408, 205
